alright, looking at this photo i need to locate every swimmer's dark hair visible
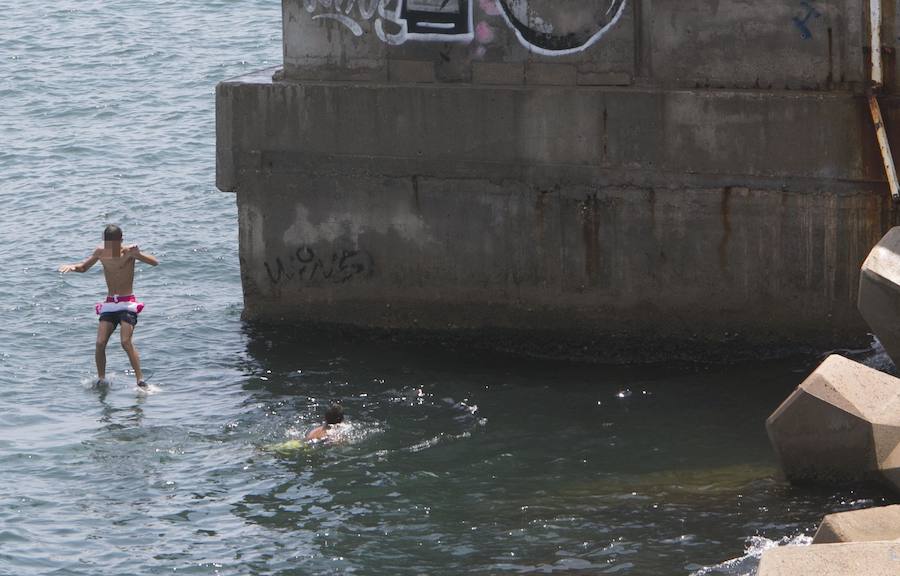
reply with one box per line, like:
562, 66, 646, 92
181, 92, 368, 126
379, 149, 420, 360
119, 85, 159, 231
104, 224, 123, 242
325, 403, 344, 425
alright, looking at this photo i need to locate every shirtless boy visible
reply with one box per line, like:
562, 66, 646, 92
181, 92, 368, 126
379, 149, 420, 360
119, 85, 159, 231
306, 404, 344, 441
59, 224, 159, 388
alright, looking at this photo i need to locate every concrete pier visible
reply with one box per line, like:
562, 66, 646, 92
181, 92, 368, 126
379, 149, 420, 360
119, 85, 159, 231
217, 1, 900, 359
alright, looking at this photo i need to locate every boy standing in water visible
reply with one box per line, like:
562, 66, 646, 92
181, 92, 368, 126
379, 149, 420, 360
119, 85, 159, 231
59, 225, 159, 388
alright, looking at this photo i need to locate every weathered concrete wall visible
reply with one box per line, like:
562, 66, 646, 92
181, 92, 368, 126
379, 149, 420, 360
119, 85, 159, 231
217, 1, 900, 359
281, 0, 867, 88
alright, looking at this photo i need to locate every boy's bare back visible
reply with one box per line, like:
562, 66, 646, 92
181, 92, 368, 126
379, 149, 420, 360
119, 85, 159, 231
97, 244, 140, 296
60, 243, 157, 295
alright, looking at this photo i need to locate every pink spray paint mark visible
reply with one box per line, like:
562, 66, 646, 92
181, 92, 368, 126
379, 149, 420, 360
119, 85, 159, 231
479, 0, 501, 17
475, 21, 495, 44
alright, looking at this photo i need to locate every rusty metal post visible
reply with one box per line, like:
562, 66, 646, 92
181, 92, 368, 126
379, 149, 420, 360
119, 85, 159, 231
869, 0, 899, 201
868, 94, 900, 201
871, 0, 884, 86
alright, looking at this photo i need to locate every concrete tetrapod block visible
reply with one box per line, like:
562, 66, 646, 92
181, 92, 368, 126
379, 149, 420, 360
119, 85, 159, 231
812, 505, 900, 543
757, 541, 900, 575
765, 354, 900, 491
859, 227, 900, 366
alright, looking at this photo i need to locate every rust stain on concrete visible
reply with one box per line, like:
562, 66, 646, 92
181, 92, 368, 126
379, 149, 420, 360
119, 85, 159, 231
535, 189, 547, 243
581, 193, 600, 285
719, 187, 732, 273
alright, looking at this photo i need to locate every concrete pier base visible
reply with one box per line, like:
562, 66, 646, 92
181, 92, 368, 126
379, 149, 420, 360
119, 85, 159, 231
216, 1, 900, 359
218, 71, 891, 359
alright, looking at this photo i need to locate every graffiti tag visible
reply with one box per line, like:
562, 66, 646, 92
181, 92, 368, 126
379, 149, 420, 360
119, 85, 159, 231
792, 1, 821, 40
303, 0, 630, 55
264, 246, 375, 285
496, 0, 628, 56
304, 0, 474, 45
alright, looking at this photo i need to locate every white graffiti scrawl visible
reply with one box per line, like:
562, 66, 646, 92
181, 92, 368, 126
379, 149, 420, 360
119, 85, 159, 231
303, 0, 629, 55
305, 0, 474, 45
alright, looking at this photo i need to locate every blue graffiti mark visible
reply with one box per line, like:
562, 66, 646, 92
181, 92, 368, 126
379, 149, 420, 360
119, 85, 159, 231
792, 1, 822, 40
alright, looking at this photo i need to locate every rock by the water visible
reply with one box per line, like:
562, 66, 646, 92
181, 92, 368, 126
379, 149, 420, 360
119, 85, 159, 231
758, 541, 900, 575
765, 354, 900, 491
813, 504, 900, 544
859, 227, 900, 366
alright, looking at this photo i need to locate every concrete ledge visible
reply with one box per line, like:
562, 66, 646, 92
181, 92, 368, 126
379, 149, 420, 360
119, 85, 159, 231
577, 71, 632, 86
526, 63, 577, 86
472, 62, 525, 85
217, 75, 885, 183
388, 60, 435, 84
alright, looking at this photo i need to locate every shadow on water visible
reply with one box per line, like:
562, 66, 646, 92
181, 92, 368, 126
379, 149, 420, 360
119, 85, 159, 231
226, 323, 898, 574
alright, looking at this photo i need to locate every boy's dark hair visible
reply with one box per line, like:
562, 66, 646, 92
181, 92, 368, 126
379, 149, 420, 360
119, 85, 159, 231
104, 224, 123, 241
325, 403, 344, 425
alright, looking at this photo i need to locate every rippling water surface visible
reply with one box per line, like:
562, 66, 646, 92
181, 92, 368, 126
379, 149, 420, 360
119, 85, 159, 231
1, 2, 896, 575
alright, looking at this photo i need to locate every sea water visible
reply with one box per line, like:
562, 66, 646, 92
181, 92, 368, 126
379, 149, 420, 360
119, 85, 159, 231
0, 2, 896, 574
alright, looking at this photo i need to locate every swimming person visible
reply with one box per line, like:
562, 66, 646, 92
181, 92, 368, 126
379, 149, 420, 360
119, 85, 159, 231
59, 224, 159, 388
306, 403, 344, 441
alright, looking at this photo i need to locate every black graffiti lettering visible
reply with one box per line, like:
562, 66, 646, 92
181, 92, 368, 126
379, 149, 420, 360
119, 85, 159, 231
320, 254, 337, 280
295, 246, 315, 277
264, 257, 293, 284
338, 250, 363, 281
266, 246, 374, 285
306, 253, 328, 281
337, 249, 371, 282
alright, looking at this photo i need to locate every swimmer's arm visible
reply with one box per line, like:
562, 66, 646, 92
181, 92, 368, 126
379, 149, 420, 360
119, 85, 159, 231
126, 245, 159, 266
58, 247, 102, 273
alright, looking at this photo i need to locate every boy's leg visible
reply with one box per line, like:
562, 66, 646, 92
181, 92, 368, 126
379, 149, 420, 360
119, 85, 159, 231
95, 320, 116, 381
119, 321, 143, 384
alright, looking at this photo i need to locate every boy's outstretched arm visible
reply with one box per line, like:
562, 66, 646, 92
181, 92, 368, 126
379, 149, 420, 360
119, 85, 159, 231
126, 245, 159, 266
58, 247, 102, 273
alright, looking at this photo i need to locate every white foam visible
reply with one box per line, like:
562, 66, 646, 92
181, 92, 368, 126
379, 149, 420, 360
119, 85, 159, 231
690, 533, 812, 576
825, 334, 896, 374
860, 336, 897, 373
330, 421, 381, 445
406, 430, 471, 453
135, 383, 161, 395
81, 376, 106, 389
302, 421, 382, 447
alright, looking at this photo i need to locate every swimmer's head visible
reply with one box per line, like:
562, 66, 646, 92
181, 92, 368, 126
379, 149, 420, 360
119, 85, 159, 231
325, 403, 344, 425
103, 224, 123, 242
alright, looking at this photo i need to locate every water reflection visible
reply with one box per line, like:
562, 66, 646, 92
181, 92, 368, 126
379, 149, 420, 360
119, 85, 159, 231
92, 379, 146, 431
